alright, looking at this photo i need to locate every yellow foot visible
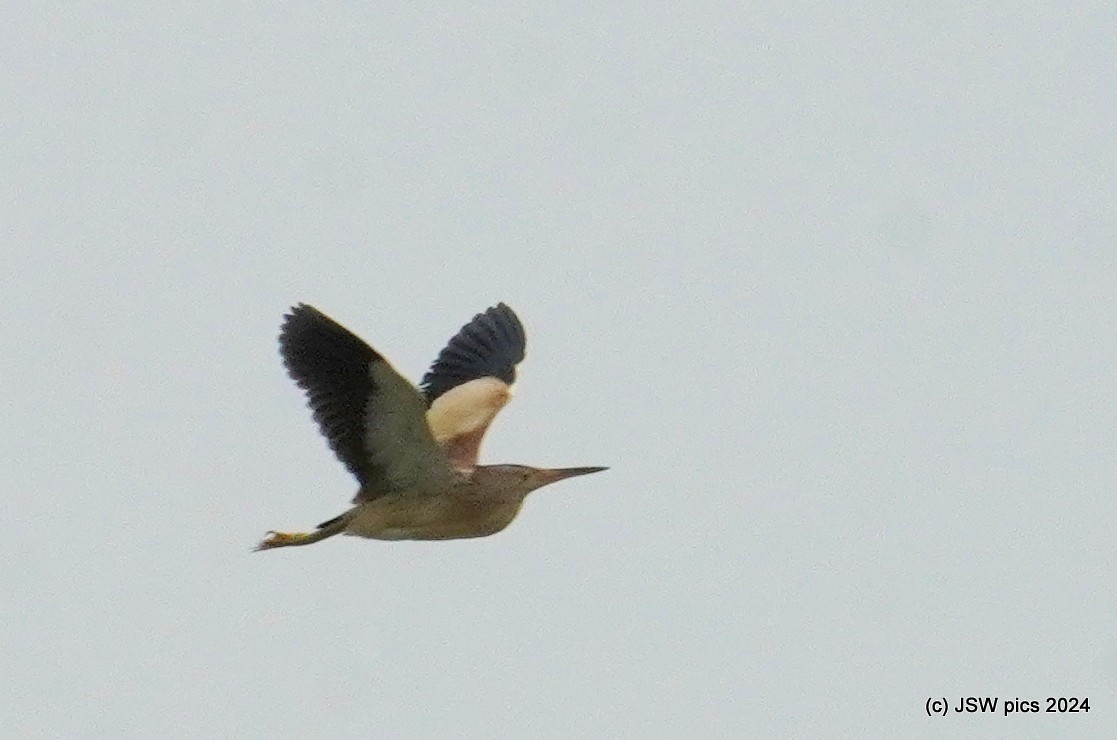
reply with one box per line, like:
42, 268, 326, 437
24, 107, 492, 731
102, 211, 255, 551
254, 530, 311, 551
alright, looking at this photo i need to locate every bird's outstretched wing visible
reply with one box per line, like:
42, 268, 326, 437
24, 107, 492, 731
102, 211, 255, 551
279, 304, 455, 500
420, 303, 526, 472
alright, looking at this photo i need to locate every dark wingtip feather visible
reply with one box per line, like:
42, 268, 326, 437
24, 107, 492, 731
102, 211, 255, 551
420, 303, 526, 404
278, 303, 380, 485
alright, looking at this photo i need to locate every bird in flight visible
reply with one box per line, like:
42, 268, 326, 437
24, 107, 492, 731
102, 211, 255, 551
256, 303, 606, 550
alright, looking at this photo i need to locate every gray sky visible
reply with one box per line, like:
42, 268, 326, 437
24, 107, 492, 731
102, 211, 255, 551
4, 4, 1116, 738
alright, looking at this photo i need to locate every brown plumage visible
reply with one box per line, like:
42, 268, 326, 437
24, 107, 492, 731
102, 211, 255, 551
255, 303, 606, 550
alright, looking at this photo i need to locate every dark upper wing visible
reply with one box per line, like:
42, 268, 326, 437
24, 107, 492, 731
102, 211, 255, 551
419, 303, 527, 471
420, 303, 526, 404
279, 304, 453, 495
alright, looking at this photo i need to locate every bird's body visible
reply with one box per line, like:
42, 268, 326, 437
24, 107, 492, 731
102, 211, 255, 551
256, 303, 605, 551
343, 468, 525, 541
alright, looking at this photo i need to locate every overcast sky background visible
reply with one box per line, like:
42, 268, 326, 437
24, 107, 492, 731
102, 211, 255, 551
4, 4, 1116, 738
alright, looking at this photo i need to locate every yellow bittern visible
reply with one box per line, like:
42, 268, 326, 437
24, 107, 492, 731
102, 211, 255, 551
255, 303, 606, 550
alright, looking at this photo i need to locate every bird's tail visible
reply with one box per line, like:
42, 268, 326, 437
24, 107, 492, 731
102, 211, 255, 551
316, 512, 348, 530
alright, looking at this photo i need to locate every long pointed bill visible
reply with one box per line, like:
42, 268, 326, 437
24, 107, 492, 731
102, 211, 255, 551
537, 466, 609, 487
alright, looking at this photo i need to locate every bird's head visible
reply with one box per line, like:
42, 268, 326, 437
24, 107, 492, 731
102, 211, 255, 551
484, 464, 608, 498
